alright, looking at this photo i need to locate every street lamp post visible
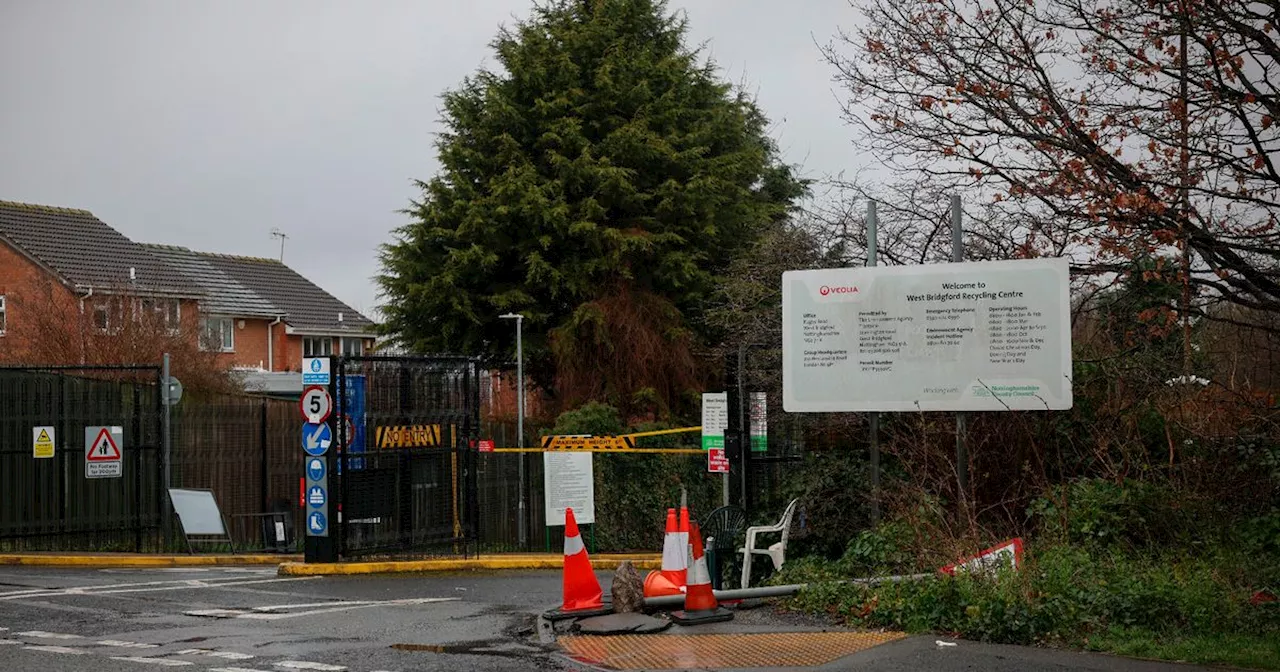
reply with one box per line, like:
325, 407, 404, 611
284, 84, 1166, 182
499, 312, 527, 548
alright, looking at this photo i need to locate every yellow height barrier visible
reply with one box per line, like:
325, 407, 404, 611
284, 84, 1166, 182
489, 426, 703, 454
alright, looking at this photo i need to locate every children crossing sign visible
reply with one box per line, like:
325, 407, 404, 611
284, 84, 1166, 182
84, 426, 124, 479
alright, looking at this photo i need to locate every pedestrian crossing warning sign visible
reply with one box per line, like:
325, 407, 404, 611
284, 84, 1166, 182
32, 426, 55, 459
84, 426, 124, 479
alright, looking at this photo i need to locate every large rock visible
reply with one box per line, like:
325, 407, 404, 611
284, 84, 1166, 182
611, 560, 645, 613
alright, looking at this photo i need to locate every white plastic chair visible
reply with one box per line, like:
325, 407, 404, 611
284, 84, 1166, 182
738, 498, 799, 589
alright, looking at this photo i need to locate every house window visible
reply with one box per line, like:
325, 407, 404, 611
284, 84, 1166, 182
92, 303, 111, 331
303, 337, 332, 357
340, 337, 364, 356
133, 298, 180, 330
0, 295, 6, 336
200, 316, 234, 352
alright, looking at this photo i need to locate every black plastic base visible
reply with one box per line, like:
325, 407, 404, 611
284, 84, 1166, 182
669, 607, 733, 625
543, 604, 614, 621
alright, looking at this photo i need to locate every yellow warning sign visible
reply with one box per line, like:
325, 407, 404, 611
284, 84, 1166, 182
32, 426, 55, 459
374, 424, 451, 449
540, 435, 636, 452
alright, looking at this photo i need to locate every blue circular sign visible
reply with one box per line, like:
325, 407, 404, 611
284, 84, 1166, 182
307, 511, 327, 535
310, 359, 323, 372
306, 485, 327, 509
307, 458, 325, 481
302, 422, 332, 457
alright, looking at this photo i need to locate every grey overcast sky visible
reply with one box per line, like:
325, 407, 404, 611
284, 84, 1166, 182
0, 0, 859, 319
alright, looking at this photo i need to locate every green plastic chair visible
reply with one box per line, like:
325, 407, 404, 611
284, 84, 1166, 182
701, 505, 746, 590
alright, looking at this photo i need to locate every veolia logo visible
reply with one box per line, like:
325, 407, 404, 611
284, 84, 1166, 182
819, 285, 859, 296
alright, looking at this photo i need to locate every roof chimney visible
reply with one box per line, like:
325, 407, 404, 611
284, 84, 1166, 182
129, 267, 136, 281
338, 312, 344, 322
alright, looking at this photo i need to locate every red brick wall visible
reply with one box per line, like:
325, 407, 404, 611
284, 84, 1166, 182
211, 318, 270, 370
0, 242, 82, 362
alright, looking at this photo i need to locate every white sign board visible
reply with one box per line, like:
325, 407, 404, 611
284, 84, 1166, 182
543, 452, 595, 526
783, 258, 1072, 412
702, 392, 729, 474
749, 392, 767, 452
700, 393, 728, 450
302, 357, 331, 385
168, 488, 228, 536
84, 426, 124, 479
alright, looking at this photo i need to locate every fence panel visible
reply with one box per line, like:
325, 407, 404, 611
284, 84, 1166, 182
0, 366, 163, 552
171, 396, 302, 552
335, 355, 480, 559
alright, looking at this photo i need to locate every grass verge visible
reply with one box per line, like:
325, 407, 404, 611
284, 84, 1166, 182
777, 536, 1280, 670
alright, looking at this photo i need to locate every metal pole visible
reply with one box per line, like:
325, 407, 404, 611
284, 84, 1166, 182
642, 573, 933, 609
162, 352, 171, 492
950, 195, 969, 507
516, 316, 527, 550
735, 344, 746, 511
161, 352, 172, 544
866, 200, 880, 526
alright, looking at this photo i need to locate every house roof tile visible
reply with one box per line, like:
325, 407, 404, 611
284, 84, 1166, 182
143, 244, 283, 318
197, 253, 375, 334
0, 200, 200, 297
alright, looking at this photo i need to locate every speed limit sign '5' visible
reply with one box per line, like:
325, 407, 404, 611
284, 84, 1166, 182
300, 386, 333, 424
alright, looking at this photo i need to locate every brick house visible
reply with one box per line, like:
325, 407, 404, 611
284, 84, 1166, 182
0, 200, 374, 387
145, 245, 376, 375
0, 200, 203, 363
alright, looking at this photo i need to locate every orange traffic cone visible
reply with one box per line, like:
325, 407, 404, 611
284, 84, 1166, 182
544, 507, 612, 621
644, 508, 687, 598
670, 522, 733, 625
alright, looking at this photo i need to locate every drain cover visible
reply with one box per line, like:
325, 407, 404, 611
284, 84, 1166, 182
561, 631, 908, 669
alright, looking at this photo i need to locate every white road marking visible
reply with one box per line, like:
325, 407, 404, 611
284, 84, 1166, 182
0, 588, 62, 597
275, 662, 346, 671
241, 597, 458, 621
98, 640, 161, 649
111, 656, 194, 666
208, 651, 256, 660
18, 630, 82, 639
176, 649, 256, 661
2, 576, 319, 600
24, 645, 88, 654
211, 668, 274, 672
0, 640, 22, 645
186, 597, 457, 621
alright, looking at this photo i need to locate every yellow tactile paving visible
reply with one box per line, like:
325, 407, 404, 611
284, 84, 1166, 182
560, 631, 908, 669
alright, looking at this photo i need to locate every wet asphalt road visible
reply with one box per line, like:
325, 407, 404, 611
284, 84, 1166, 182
0, 565, 1216, 672
0, 565, 573, 672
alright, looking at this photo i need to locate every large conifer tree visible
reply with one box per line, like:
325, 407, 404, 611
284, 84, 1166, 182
379, 0, 804, 410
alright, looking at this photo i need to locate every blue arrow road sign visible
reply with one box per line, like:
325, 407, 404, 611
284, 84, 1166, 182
302, 422, 332, 457
307, 457, 325, 481
307, 485, 327, 508
308, 511, 327, 535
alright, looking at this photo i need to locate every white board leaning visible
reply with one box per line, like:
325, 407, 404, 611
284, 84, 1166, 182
782, 257, 1072, 412
543, 451, 595, 526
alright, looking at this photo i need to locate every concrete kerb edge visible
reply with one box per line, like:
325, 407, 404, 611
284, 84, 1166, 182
0, 554, 298, 568
277, 555, 662, 576
277, 557, 662, 576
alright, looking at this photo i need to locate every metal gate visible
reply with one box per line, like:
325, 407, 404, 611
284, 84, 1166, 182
0, 365, 165, 552
332, 355, 480, 559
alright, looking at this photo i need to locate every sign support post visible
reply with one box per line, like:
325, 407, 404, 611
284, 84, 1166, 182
951, 194, 969, 511
301, 365, 337, 563
162, 353, 172, 538
866, 200, 881, 526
